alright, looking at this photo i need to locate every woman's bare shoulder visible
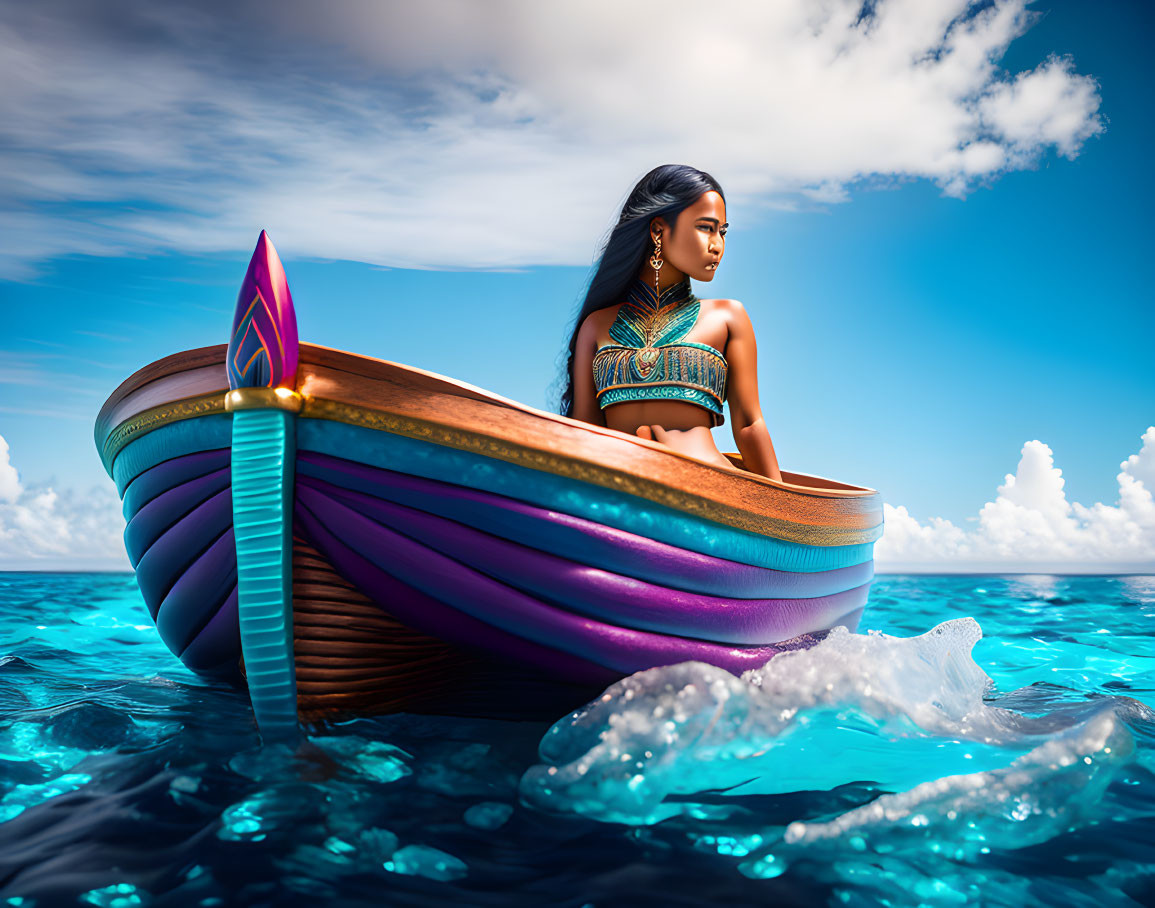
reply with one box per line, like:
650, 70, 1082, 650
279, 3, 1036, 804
698, 297, 745, 311
698, 297, 751, 333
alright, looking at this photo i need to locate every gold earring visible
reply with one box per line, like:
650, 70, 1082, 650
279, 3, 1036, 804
649, 233, 663, 297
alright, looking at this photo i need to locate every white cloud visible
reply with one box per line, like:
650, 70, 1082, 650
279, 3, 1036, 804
0, 0, 1103, 276
1122, 430, 1155, 490
876, 428, 1155, 573
0, 436, 21, 503
0, 434, 129, 570
979, 54, 1105, 160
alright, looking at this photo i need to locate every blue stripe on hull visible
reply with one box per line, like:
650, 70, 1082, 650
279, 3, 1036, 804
298, 458, 875, 597
113, 415, 233, 495
109, 414, 877, 577
297, 420, 877, 573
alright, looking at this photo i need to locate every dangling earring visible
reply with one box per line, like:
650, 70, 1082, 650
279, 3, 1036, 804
649, 232, 663, 298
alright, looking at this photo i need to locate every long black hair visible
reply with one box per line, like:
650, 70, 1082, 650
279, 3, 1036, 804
550, 164, 726, 418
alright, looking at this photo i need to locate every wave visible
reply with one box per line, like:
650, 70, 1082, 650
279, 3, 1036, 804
519, 618, 1154, 874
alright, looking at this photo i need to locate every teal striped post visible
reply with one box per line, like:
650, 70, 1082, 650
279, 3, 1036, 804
230, 402, 299, 741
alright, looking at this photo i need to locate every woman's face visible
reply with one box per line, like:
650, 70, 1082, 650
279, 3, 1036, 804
654, 190, 727, 283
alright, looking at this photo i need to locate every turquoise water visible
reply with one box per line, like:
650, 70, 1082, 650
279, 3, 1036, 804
1, 572, 1153, 906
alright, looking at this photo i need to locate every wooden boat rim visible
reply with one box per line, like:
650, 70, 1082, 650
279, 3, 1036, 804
97, 342, 880, 499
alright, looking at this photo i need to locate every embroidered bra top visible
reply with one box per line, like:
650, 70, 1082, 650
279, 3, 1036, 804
591, 276, 729, 427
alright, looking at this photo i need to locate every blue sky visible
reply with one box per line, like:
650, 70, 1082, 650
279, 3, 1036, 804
0, 0, 1152, 571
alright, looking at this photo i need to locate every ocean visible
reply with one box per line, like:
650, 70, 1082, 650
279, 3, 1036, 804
1, 572, 1152, 907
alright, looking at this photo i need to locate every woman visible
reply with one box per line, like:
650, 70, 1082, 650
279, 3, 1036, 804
556, 164, 783, 482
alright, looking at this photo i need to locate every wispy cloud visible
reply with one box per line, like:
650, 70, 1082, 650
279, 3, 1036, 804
0, 0, 1103, 277
0, 352, 121, 399
0, 348, 125, 376
877, 427, 1155, 573
0, 405, 97, 421
74, 330, 130, 343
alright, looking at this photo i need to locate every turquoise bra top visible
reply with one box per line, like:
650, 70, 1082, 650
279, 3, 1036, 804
591, 276, 728, 427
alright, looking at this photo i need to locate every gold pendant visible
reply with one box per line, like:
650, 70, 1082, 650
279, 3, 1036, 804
636, 347, 659, 376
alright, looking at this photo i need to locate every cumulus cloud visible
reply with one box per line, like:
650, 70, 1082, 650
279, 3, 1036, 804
0, 0, 1103, 276
0, 436, 20, 504
0, 434, 129, 571
877, 428, 1155, 573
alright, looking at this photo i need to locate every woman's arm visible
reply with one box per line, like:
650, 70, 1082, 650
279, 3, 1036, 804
724, 299, 783, 482
571, 313, 607, 427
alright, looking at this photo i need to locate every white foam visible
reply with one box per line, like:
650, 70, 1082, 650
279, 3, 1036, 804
519, 618, 1150, 839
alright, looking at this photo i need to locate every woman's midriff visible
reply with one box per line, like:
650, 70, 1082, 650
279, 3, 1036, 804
603, 400, 738, 471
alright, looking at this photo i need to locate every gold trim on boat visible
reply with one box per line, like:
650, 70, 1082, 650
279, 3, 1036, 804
101, 393, 227, 469
101, 392, 881, 546
225, 386, 304, 413
301, 398, 882, 547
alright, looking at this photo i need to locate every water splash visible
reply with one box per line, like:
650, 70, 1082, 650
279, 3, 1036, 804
519, 619, 1152, 861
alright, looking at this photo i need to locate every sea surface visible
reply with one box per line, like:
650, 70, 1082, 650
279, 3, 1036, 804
1, 572, 1153, 907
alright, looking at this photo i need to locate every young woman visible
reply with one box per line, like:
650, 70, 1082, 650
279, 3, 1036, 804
556, 164, 783, 482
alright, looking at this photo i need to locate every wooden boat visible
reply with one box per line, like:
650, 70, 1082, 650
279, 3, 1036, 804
94, 232, 882, 736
